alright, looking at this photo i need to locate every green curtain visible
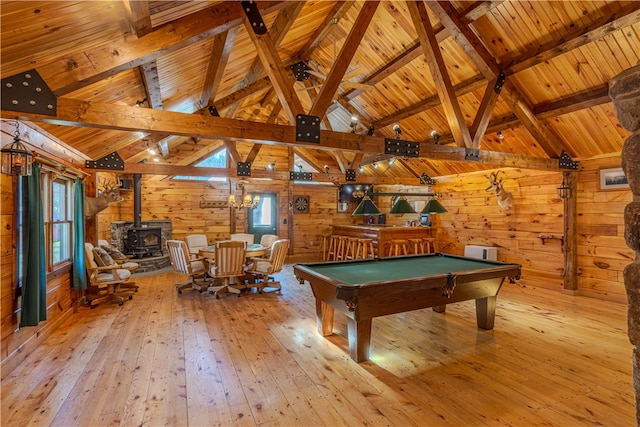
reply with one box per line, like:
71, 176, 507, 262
72, 178, 87, 290
20, 163, 47, 327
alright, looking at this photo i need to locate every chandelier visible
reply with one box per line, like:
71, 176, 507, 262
228, 193, 260, 209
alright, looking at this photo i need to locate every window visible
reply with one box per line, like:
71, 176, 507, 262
173, 148, 227, 182
44, 174, 73, 268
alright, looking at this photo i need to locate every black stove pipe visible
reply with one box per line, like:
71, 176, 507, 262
133, 173, 142, 228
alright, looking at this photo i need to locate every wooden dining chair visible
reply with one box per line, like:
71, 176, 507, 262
185, 234, 209, 259
207, 240, 247, 299
245, 239, 290, 294
167, 240, 210, 293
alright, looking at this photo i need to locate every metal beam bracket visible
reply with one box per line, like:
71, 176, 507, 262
291, 62, 310, 81
384, 138, 420, 157
290, 171, 312, 181
1, 69, 57, 116
345, 169, 357, 182
237, 162, 251, 177
464, 148, 480, 161
86, 152, 125, 170
420, 172, 436, 185
494, 72, 506, 94
296, 114, 320, 143
558, 150, 578, 170
241, 1, 267, 35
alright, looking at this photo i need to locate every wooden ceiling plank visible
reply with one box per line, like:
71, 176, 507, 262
297, 1, 356, 61
38, 1, 286, 95
469, 77, 501, 149
407, 0, 473, 148
215, 79, 272, 110
243, 5, 305, 124
200, 28, 238, 111
428, 0, 563, 158
503, 3, 640, 75
460, 1, 504, 22
308, 1, 380, 119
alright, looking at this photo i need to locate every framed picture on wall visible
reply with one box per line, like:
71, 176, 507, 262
600, 168, 629, 190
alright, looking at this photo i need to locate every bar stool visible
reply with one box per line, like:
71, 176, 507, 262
408, 238, 424, 255
355, 238, 375, 259
327, 235, 340, 261
387, 239, 408, 257
422, 237, 435, 254
344, 237, 359, 260
336, 236, 350, 260
320, 234, 331, 261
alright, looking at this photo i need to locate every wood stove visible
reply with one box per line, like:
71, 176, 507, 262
126, 227, 162, 257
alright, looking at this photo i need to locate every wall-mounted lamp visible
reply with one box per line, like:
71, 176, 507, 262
228, 193, 260, 209
557, 174, 571, 199
430, 130, 440, 144
393, 124, 402, 139
350, 116, 358, 133
1, 121, 33, 176
135, 98, 147, 107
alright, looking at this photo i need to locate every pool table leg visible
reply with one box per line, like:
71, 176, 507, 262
347, 318, 372, 362
475, 295, 497, 330
316, 300, 335, 336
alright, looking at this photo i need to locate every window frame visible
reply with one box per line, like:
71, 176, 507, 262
43, 172, 74, 271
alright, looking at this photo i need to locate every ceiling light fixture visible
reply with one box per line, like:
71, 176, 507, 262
135, 98, 147, 107
389, 196, 416, 214
421, 198, 448, 215
368, 125, 375, 136
497, 131, 505, 139
266, 162, 276, 170
351, 194, 382, 216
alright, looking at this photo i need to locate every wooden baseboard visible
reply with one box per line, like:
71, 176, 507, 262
0, 308, 74, 381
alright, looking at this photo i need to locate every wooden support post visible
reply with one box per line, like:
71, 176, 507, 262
563, 171, 578, 292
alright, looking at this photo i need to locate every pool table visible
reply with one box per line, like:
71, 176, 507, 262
294, 253, 521, 362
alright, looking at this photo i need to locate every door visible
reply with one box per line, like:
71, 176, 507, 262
248, 193, 278, 245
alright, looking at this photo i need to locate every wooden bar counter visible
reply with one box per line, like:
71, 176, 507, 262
332, 225, 432, 257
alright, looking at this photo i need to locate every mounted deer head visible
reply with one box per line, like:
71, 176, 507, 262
85, 177, 124, 218
485, 170, 513, 212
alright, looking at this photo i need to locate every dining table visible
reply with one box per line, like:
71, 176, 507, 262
198, 243, 267, 264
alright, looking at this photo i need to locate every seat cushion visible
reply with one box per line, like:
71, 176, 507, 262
93, 247, 115, 266
96, 268, 131, 282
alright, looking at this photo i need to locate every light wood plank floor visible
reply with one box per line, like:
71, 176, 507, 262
1, 264, 635, 426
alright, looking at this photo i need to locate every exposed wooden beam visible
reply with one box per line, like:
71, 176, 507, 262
308, 1, 380, 118
223, 140, 242, 165
122, 0, 152, 37
469, 77, 502, 148
407, 0, 472, 148
428, 1, 564, 158
2, 97, 560, 171
139, 61, 163, 110
245, 144, 263, 165
199, 28, 238, 111
37, 1, 286, 95
243, 4, 305, 123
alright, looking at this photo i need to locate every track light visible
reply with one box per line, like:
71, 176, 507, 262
266, 162, 275, 170
393, 124, 401, 139
430, 130, 440, 144
497, 131, 504, 139
297, 164, 304, 172
368, 125, 375, 136
135, 98, 147, 107
324, 165, 330, 173
350, 116, 358, 133
388, 158, 395, 166
359, 166, 364, 173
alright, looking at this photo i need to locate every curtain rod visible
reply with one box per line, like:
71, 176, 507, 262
34, 155, 87, 178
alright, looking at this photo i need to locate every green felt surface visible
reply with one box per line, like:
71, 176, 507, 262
304, 255, 506, 285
